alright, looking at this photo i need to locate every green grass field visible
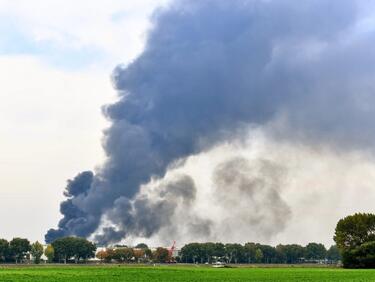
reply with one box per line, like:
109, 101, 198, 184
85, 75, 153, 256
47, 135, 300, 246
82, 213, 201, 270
0, 265, 375, 282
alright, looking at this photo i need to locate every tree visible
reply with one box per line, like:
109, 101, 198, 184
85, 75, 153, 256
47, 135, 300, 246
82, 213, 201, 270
0, 239, 9, 262
180, 242, 227, 264
257, 244, 277, 263
144, 248, 152, 261
153, 247, 169, 263
335, 213, 375, 250
9, 238, 31, 263
326, 245, 341, 263
213, 243, 225, 261
255, 248, 263, 263
52, 237, 76, 263
96, 250, 108, 262
44, 245, 55, 263
52, 237, 96, 263
30, 241, 44, 264
135, 243, 148, 249
122, 248, 134, 262
113, 248, 134, 263
201, 242, 215, 263
103, 248, 116, 263
73, 237, 96, 262
349, 241, 375, 268
133, 249, 145, 263
180, 243, 202, 263
225, 243, 244, 263
334, 213, 375, 268
276, 244, 304, 264
305, 243, 326, 261
244, 243, 257, 263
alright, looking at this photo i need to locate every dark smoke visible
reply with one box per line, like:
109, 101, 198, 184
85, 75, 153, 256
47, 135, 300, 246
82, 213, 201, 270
45, 171, 93, 243
64, 171, 93, 197
46, 0, 375, 244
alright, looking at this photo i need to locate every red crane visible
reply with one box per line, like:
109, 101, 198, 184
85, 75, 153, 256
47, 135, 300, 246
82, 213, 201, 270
168, 241, 176, 262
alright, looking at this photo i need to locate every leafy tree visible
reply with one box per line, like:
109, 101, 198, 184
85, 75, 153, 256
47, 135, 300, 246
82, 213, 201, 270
225, 243, 244, 263
52, 237, 76, 263
257, 244, 277, 263
153, 247, 169, 263
201, 242, 216, 263
244, 243, 257, 263
103, 248, 116, 263
113, 248, 134, 263
349, 241, 375, 268
255, 248, 263, 263
326, 245, 341, 263
9, 238, 31, 263
72, 237, 96, 262
30, 241, 44, 264
180, 243, 202, 263
180, 242, 227, 264
133, 249, 145, 262
276, 244, 304, 264
52, 237, 96, 263
305, 243, 326, 261
44, 245, 55, 263
0, 239, 10, 262
121, 248, 134, 262
334, 213, 375, 268
135, 243, 148, 249
213, 243, 225, 260
96, 250, 108, 262
144, 248, 152, 261
335, 213, 375, 250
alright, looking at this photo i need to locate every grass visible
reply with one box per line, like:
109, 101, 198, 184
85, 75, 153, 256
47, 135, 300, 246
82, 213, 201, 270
0, 265, 375, 281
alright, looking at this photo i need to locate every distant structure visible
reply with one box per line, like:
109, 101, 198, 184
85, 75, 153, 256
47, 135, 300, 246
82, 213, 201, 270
169, 241, 176, 257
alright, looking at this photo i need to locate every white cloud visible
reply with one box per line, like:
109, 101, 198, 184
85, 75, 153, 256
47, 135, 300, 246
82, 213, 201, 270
0, 1, 169, 241
0, 0, 170, 66
0, 55, 112, 241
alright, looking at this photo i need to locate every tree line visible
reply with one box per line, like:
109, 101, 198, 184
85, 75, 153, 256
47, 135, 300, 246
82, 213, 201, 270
0, 237, 96, 264
96, 244, 170, 263
179, 242, 340, 264
0, 236, 339, 265
0, 238, 43, 263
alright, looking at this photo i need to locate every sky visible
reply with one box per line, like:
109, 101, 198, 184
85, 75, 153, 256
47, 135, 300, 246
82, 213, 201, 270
0, 0, 170, 243
2, 0, 375, 248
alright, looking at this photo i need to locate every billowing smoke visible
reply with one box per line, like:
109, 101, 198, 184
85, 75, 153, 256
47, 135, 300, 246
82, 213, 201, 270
94, 174, 206, 245
46, 0, 375, 245
45, 171, 94, 242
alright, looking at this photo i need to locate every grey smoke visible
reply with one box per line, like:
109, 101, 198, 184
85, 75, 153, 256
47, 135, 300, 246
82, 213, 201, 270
95, 174, 202, 245
45, 171, 94, 242
95, 157, 290, 245
46, 0, 375, 243
213, 157, 291, 239
64, 171, 93, 197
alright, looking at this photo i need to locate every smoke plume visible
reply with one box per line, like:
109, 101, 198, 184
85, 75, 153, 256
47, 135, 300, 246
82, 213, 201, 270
46, 0, 375, 245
